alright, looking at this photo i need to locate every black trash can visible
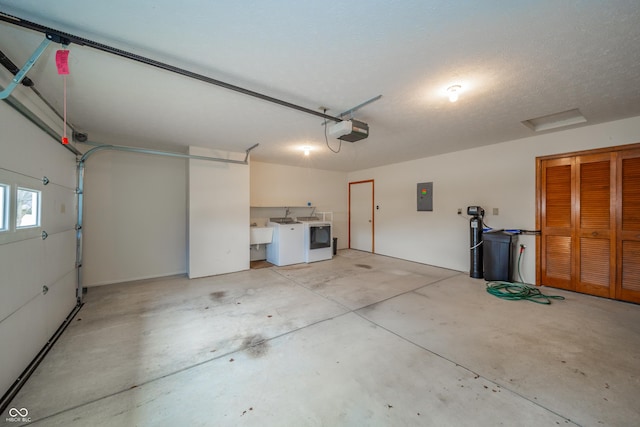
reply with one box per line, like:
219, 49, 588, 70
483, 231, 514, 282
332, 237, 338, 256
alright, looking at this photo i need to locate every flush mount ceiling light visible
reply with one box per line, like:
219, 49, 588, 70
522, 108, 587, 132
297, 145, 313, 156
447, 85, 462, 102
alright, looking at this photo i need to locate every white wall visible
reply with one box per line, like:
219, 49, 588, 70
80, 152, 346, 283
0, 100, 77, 395
250, 161, 349, 250
188, 146, 249, 278
82, 150, 187, 286
348, 116, 640, 283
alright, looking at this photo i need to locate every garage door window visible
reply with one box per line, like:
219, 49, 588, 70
0, 184, 7, 232
16, 187, 41, 228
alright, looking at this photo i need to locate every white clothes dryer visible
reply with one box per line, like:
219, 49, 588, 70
296, 217, 332, 263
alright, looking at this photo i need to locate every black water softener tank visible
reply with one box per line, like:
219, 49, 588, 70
468, 206, 484, 278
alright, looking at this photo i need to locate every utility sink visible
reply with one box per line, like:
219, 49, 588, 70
269, 217, 300, 224
250, 226, 274, 245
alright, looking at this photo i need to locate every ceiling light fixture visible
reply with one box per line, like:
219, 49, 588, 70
302, 146, 312, 156
447, 85, 462, 102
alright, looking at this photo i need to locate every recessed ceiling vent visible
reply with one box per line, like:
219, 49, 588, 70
522, 108, 587, 132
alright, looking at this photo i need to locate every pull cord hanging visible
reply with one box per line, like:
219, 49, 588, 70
62, 73, 67, 144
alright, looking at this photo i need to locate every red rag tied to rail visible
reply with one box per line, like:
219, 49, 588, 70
56, 50, 70, 144
55, 50, 69, 75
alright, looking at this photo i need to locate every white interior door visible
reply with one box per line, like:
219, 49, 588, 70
349, 180, 374, 252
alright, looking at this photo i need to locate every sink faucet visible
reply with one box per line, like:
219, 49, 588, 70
285, 207, 291, 218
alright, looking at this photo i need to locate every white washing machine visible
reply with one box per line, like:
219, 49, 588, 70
266, 220, 305, 266
296, 217, 333, 263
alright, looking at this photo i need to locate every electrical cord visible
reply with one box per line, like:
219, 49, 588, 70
485, 245, 565, 304
324, 108, 342, 153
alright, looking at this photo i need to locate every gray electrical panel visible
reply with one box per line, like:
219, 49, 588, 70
417, 182, 433, 211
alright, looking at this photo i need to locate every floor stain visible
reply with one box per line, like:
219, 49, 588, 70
210, 291, 226, 301
243, 334, 269, 358
279, 264, 311, 271
355, 264, 372, 269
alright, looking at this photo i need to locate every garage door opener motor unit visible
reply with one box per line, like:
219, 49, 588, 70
328, 119, 369, 142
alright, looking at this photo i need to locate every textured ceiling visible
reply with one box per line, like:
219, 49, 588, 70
1, 1, 639, 171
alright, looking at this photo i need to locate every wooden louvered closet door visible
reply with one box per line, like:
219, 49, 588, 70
540, 157, 575, 291
538, 143, 640, 302
575, 153, 615, 298
617, 149, 640, 303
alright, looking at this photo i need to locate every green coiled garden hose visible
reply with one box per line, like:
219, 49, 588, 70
486, 281, 565, 304
485, 244, 565, 304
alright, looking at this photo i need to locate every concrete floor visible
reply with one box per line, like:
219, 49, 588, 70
4, 250, 640, 426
